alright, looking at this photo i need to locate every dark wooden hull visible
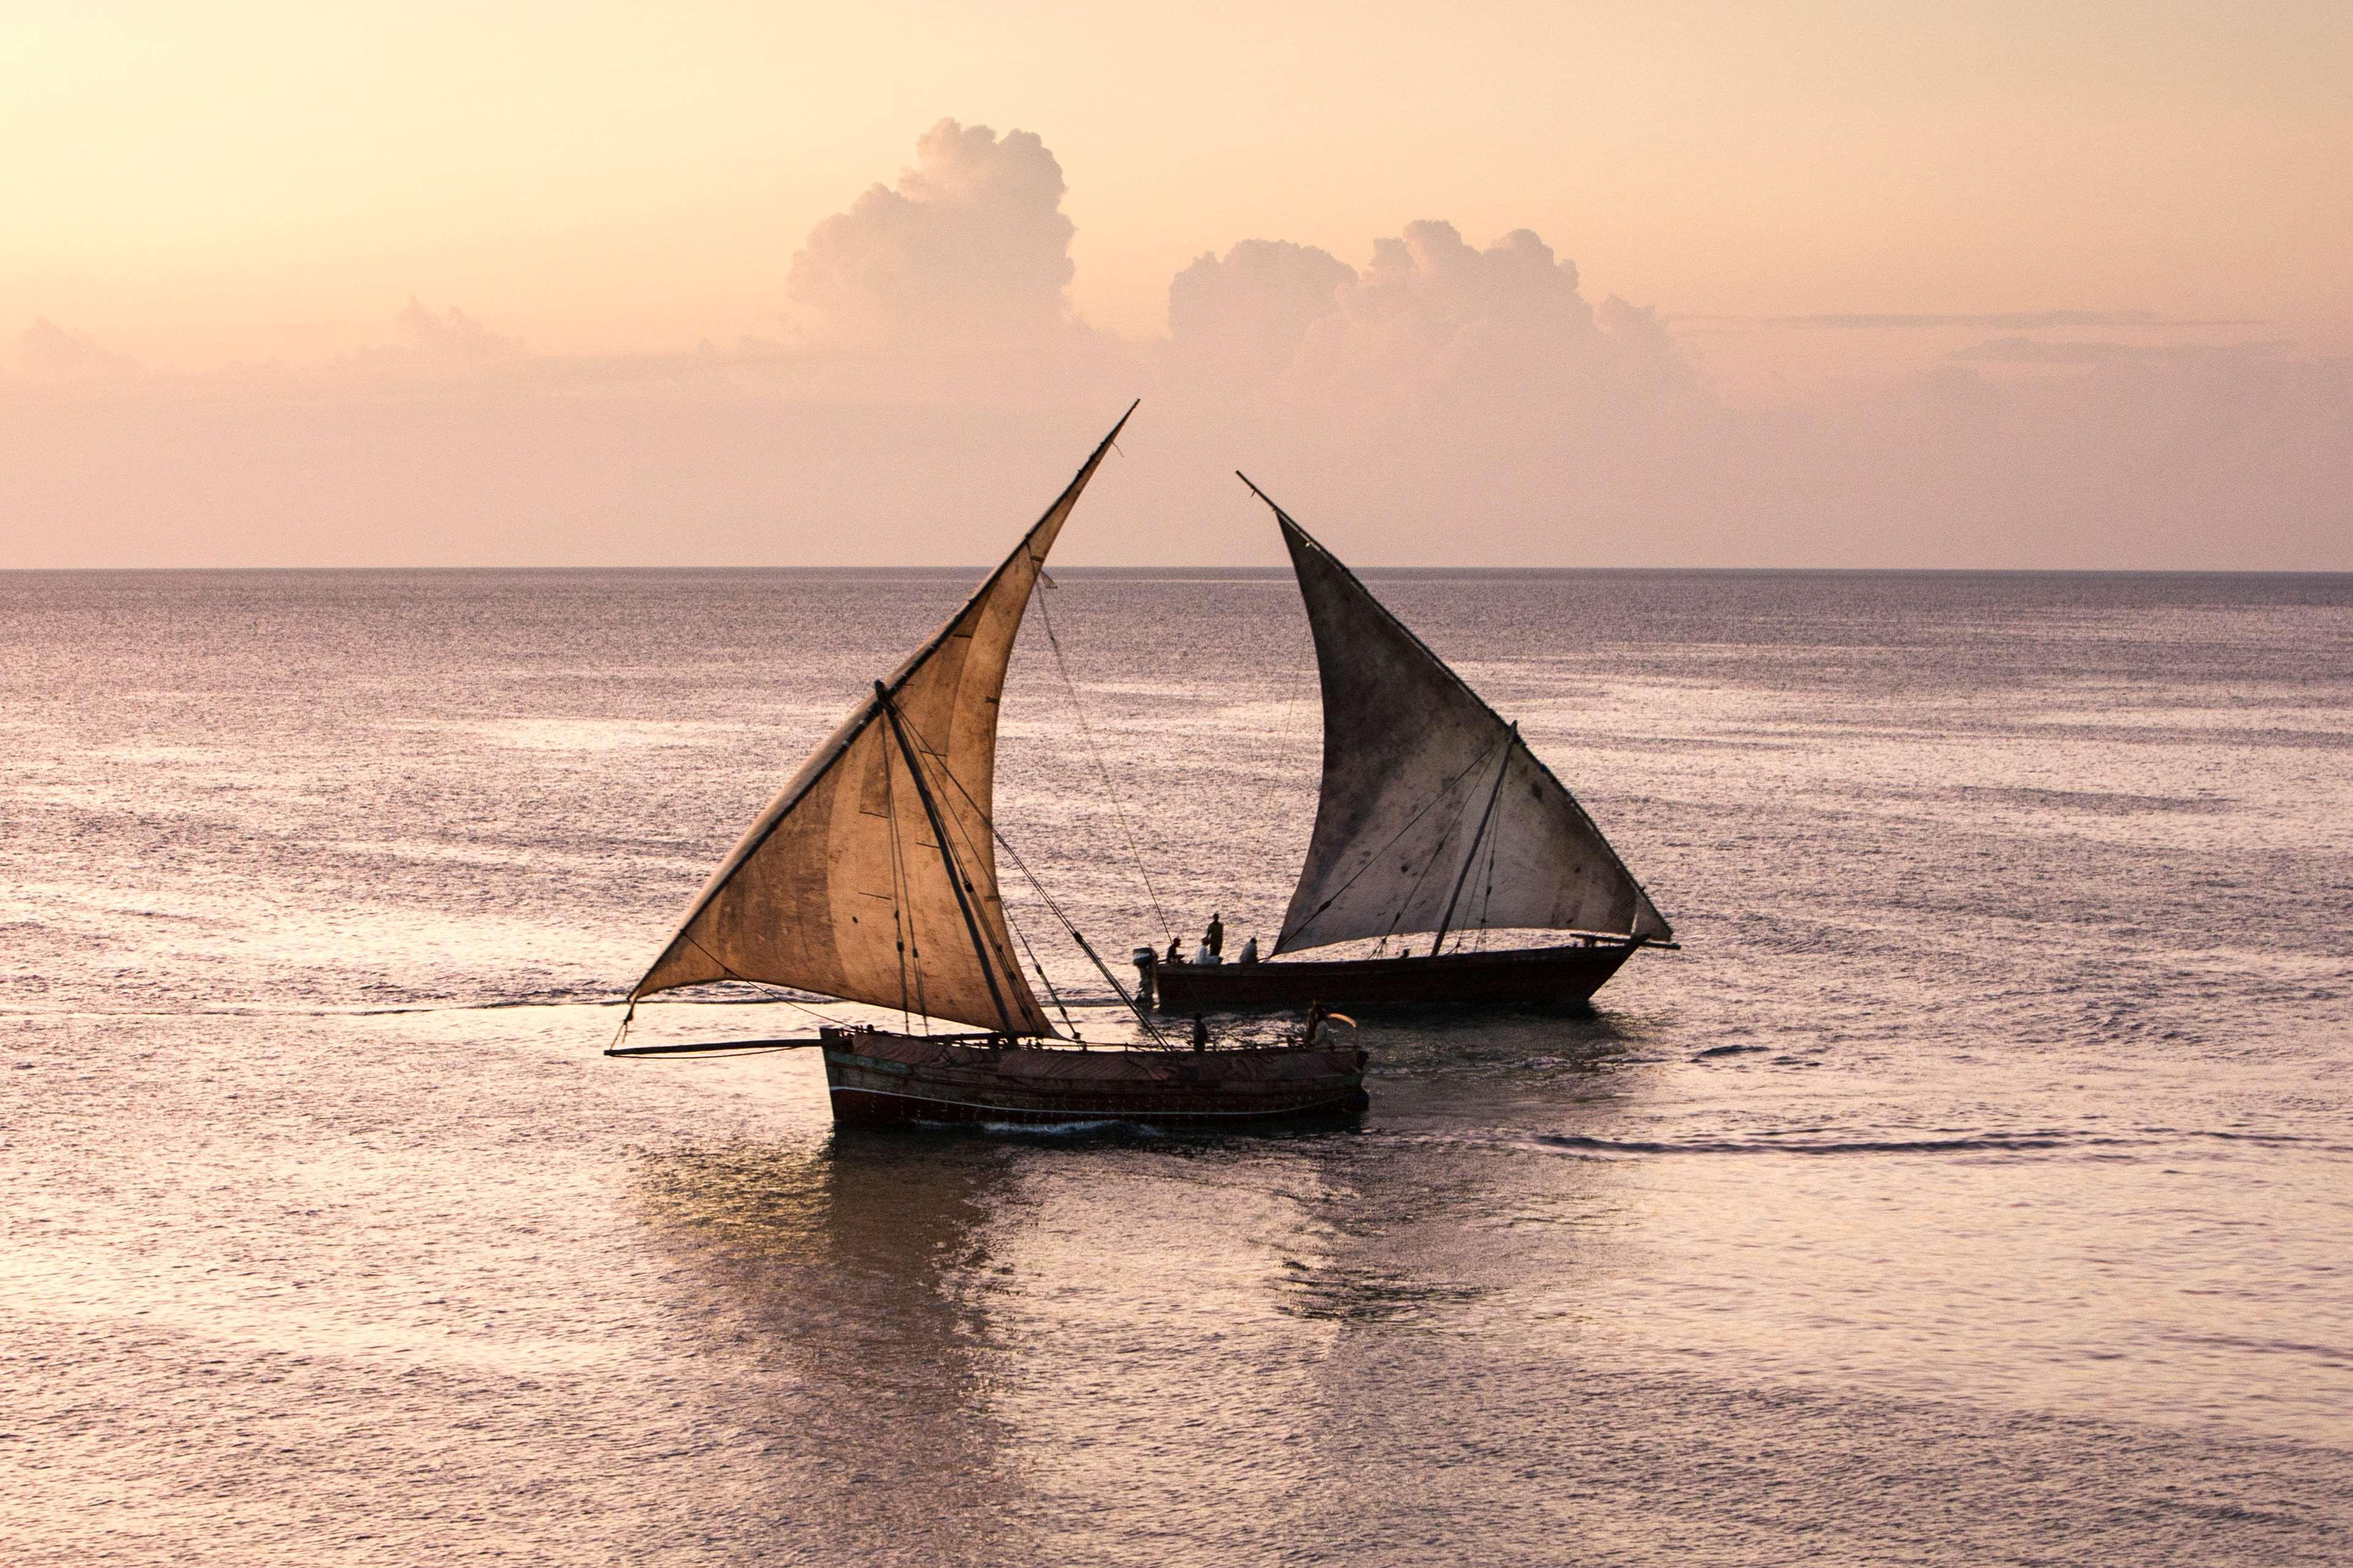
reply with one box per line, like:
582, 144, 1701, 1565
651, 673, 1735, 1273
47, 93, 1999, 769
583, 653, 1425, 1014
818, 1027, 1368, 1127
1152, 939, 1642, 1012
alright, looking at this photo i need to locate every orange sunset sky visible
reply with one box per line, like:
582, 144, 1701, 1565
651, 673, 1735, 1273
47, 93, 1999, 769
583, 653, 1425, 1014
5, 1, 2348, 568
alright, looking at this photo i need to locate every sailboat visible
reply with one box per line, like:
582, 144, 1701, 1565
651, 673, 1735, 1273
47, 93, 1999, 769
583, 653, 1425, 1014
1142, 476, 1676, 1012
608, 410, 1368, 1126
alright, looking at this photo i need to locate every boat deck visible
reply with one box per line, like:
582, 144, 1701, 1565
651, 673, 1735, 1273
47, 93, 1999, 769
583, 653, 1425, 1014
1149, 937, 1645, 1011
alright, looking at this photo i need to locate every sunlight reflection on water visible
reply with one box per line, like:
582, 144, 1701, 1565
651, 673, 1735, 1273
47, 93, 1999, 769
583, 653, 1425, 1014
3, 567, 2350, 1564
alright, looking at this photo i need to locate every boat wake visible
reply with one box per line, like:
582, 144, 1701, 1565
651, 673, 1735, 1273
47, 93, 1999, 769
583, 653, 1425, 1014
1525, 1129, 2118, 1158
967, 1117, 1167, 1138
1505, 1126, 2343, 1159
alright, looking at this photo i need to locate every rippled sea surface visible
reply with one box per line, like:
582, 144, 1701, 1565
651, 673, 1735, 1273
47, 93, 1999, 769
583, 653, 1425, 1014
6, 566, 2351, 1565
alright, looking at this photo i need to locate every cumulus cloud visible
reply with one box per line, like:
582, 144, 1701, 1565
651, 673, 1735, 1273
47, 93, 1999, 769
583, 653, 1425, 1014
1152, 219, 1713, 558
1169, 221, 1699, 424
4, 120, 2346, 570
1166, 240, 1352, 386
393, 297, 524, 364
787, 119, 1082, 349
319, 298, 528, 384
1149, 214, 2348, 567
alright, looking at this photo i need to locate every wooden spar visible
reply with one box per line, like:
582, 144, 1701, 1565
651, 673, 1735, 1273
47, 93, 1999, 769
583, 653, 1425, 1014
606, 1037, 826, 1057
884, 702, 1182, 1053
876, 681, 1023, 1039
1235, 470, 1286, 517
1430, 724, 1516, 958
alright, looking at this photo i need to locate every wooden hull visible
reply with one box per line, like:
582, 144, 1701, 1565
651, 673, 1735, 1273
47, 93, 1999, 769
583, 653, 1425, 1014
1152, 939, 1642, 1012
818, 1027, 1369, 1127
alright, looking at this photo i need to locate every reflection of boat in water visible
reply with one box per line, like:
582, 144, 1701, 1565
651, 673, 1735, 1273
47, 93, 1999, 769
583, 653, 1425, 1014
629, 1135, 1042, 1558
610, 407, 1367, 1127
1144, 476, 1677, 1014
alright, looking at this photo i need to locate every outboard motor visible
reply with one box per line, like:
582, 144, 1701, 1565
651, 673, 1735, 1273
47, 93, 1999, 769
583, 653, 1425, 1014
1130, 946, 1157, 1009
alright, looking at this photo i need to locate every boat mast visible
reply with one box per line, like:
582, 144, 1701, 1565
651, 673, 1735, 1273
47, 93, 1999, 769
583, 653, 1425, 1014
1429, 724, 1516, 957
876, 682, 1022, 1038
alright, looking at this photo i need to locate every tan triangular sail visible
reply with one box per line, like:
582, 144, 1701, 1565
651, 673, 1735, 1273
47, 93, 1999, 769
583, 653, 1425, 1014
631, 407, 1136, 1032
1249, 483, 1673, 955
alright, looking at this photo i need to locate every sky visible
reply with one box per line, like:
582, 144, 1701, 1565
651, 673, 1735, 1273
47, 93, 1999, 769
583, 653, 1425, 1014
4, 0, 2348, 568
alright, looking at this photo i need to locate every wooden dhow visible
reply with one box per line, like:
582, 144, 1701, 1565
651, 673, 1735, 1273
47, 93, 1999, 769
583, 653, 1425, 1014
1145, 477, 1676, 1013
609, 409, 1367, 1126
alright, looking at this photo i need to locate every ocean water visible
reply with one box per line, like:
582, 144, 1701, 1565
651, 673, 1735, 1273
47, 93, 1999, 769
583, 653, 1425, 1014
4, 565, 2350, 1566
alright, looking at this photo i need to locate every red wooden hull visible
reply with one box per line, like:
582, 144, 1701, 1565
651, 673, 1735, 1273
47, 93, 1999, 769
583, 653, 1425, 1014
1150, 939, 1643, 1012
818, 1028, 1368, 1127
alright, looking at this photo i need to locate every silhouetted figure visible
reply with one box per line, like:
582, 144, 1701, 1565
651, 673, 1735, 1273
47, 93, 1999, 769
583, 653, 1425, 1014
1166, 934, 1184, 965
1237, 934, 1259, 964
1191, 1014, 1209, 1051
1306, 1001, 1328, 1045
1206, 912, 1225, 957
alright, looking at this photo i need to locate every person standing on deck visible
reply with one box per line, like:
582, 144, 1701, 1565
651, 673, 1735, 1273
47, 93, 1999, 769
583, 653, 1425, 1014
1206, 912, 1224, 958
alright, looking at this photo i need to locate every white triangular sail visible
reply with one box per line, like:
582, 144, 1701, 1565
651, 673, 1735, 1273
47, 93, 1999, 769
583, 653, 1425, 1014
1254, 485, 1673, 956
631, 407, 1136, 1033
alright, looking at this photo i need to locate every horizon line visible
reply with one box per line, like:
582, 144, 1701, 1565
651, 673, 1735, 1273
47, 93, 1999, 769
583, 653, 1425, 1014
4, 564, 2352, 578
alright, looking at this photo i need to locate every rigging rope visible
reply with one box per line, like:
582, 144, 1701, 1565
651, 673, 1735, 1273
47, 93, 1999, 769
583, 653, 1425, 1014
1006, 906, 1085, 1042
677, 933, 862, 1028
878, 687, 1027, 1038
1293, 729, 1508, 947
883, 695, 1100, 1041
1379, 801, 1464, 951
895, 708, 1177, 1050
1030, 577, 1176, 943
883, 733, 915, 1035
1469, 805, 1503, 953
926, 743, 1169, 1048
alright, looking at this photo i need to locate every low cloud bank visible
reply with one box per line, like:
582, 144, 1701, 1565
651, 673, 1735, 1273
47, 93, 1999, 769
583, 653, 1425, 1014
4, 119, 2346, 569
17, 319, 136, 379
